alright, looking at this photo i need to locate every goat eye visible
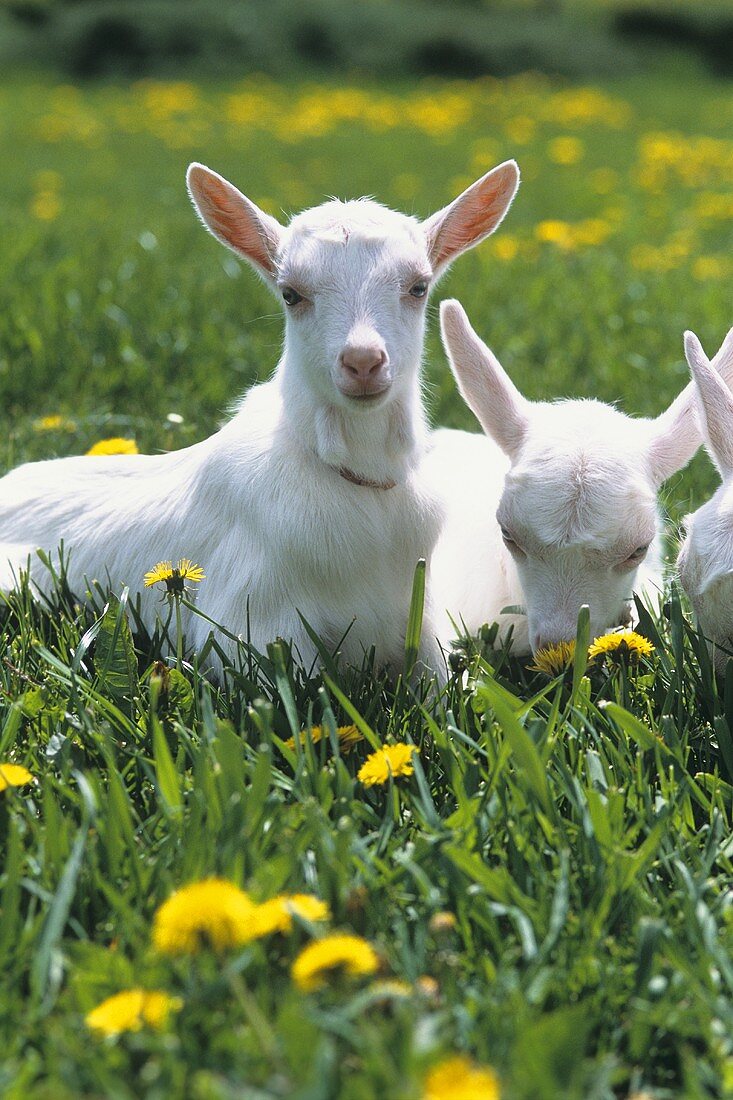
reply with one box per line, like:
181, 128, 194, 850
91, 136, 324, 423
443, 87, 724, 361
408, 280, 428, 299
501, 527, 522, 553
621, 544, 649, 568
281, 286, 304, 307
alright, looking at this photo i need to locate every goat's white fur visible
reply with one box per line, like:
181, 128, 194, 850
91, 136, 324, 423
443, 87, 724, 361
0, 161, 520, 673
677, 328, 733, 669
425, 300, 704, 654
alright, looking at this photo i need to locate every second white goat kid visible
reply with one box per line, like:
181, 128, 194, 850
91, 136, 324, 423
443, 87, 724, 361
424, 301, 704, 655
677, 329, 733, 670
0, 161, 520, 672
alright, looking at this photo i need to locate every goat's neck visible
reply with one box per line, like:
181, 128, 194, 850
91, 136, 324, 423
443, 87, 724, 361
276, 360, 428, 486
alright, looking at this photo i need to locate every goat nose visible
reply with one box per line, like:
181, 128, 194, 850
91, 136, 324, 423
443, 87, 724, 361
340, 346, 387, 380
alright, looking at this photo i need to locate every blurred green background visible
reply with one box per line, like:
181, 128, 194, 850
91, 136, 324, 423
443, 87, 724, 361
1, 0, 732, 516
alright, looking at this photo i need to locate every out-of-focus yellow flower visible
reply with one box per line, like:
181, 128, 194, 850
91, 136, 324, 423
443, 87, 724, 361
358, 743, 417, 787
429, 911, 457, 934
423, 1055, 501, 1100
492, 236, 519, 262
254, 893, 331, 935
692, 256, 731, 281
31, 192, 61, 221
547, 136, 584, 165
503, 115, 535, 144
284, 724, 363, 754
86, 438, 138, 456
33, 414, 76, 432
0, 764, 34, 791
152, 878, 262, 955
86, 989, 181, 1036
535, 220, 575, 250
292, 933, 379, 992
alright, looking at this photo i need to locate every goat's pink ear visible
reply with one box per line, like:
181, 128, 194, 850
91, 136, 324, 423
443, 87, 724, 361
187, 163, 283, 281
423, 161, 520, 276
684, 330, 733, 476
440, 299, 528, 459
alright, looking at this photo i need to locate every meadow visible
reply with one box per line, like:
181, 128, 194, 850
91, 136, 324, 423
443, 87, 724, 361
1, 68, 733, 1098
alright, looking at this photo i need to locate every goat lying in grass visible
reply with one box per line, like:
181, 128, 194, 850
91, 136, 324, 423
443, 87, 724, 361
0, 161, 519, 673
678, 329, 733, 670
425, 300, 709, 655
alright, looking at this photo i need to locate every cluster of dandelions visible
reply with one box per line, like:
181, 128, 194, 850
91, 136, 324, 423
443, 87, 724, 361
85, 875, 500, 1096
530, 629, 655, 677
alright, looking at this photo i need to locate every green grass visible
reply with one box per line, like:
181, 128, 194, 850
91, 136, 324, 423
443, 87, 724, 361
1, 69, 733, 1098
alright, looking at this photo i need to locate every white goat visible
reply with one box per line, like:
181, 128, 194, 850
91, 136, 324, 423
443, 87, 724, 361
423, 300, 704, 654
677, 328, 733, 669
0, 161, 519, 673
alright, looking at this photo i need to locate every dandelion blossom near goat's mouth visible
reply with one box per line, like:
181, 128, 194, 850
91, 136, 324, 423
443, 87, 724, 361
588, 630, 654, 663
422, 1055, 501, 1100
0, 763, 35, 791
86, 989, 181, 1036
152, 878, 262, 955
291, 933, 379, 992
357, 743, 417, 787
529, 641, 576, 676
144, 558, 206, 595
86, 437, 139, 456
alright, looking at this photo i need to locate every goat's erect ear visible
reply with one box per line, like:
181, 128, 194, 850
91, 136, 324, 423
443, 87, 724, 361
685, 330, 733, 476
187, 163, 284, 281
440, 299, 529, 459
423, 161, 520, 276
645, 334, 705, 485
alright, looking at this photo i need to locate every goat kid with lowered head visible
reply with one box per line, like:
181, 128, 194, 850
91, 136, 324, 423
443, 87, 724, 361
677, 328, 733, 670
424, 300, 705, 655
0, 162, 519, 673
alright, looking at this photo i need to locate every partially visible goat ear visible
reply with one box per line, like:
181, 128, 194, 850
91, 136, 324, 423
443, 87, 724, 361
423, 161, 520, 277
187, 163, 283, 282
685, 330, 733, 476
440, 299, 529, 460
645, 336, 703, 485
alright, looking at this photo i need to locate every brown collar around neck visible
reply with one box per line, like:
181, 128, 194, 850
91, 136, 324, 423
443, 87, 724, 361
338, 465, 397, 491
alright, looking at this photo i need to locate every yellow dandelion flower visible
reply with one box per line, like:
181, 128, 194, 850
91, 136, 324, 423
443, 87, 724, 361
144, 559, 205, 595
357, 743, 417, 787
86, 438, 139, 456
284, 724, 363, 754
253, 893, 332, 935
429, 911, 457, 934
0, 764, 34, 791
423, 1055, 501, 1100
535, 219, 575, 251
491, 236, 519, 262
588, 630, 654, 663
529, 641, 575, 677
548, 136, 585, 166
292, 933, 379, 992
152, 878, 262, 955
416, 975, 439, 1000
33, 414, 76, 432
86, 989, 181, 1036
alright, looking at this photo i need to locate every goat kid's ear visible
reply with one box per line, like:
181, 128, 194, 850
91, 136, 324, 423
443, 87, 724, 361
187, 163, 284, 282
440, 299, 529, 459
423, 161, 520, 277
685, 329, 733, 476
